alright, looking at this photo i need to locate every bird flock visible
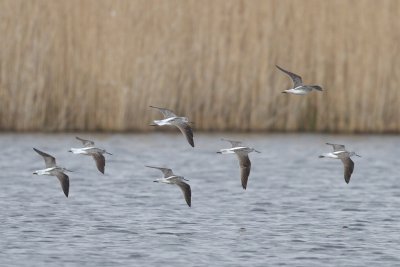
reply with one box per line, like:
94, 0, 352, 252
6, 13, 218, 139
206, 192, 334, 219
32, 65, 361, 206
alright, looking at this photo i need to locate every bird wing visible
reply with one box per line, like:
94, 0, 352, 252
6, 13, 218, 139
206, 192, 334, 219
176, 181, 191, 207
33, 148, 56, 168
174, 121, 195, 147
276, 65, 303, 88
55, 172, 69, 197
237, 153, 251, 190
326, 143, 346, 152
221, 138, 242, 148
146, 166, 174, 178
149, 106, 177, 119
92, 153, 105, 174
76, 136, 95, 147
341, 157, 354, 184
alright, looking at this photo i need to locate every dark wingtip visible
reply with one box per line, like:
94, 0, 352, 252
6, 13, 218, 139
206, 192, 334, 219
312, 85, 323, 91
188, 140, 195, 147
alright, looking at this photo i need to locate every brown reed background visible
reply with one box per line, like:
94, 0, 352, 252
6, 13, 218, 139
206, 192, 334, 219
0, 0, 399, 133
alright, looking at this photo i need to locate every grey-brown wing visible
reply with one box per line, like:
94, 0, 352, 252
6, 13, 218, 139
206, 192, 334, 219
149, 106, 177, 118
146, 166, 174, 177
326, 143, 346, 152
55, 172, 69, 197
276, 65, 303, 88
175, 122, 194, 147
92, 153, 105, 174
176, 181, 191, 207
221, 138, 242, 148
76, 136, 95, 147
341, 158, 354, 184
238, 154, 251, 190
33, 148, 56, 168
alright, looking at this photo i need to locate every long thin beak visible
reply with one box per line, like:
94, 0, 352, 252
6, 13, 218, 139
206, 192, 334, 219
149, 124, 157, 126
153, 180, 159, 183
33, 172, 37, 175
281, 91, 287, 94
254, 150, 261, 153
356, 154, 362, 157
65, 169, 74, 172
105, 152, 113, 155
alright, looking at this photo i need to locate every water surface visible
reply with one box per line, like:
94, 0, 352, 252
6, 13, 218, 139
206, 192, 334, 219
1, 133, 399, 266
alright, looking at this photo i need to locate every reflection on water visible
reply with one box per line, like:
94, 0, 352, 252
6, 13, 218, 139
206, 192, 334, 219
0, 133, 400, 266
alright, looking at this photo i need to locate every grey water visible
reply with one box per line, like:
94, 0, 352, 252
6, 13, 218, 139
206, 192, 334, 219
0, 133, 399, 266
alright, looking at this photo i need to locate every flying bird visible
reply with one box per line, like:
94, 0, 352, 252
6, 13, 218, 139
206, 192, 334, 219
149, 106, 194, 147
276, 65, 323, 95
146, 165, 191, 207
32, 148, 71, 197
69, 137, 112, 174
217, 139, 260, 190
319, 143, 361, 184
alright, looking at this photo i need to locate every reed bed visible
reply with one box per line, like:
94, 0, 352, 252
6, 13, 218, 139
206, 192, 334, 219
0, 0, 399, 133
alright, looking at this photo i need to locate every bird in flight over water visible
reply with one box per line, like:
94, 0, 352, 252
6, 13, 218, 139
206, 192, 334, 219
69, 137, 112, 174
149, 106, 195, 147
146, 165, 192, 207
217, 139, 260, 190
33, 148, 71, 198
319, 143, 361, 184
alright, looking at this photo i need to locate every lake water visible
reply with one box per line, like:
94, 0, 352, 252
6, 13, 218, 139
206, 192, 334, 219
1, 133, 399, 266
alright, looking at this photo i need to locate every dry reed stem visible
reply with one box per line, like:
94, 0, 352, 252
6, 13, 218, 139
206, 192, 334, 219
0, 0, 399, 133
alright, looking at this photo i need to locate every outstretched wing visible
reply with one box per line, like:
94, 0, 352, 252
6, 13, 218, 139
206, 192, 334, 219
175, 122, 195, 147
221, 138, 242, 148
92, 153, 105, 174
55, 172, 69, 197
176, 181, 191, 207
33, 148, 56, 168
76, 136, 95, 147
326, 143, 346, 152
276, 65, 303, 88
146, 165, 174, 178
341, 157, 354, 184
237, 154, 251, 190
149, 106, 177, 118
